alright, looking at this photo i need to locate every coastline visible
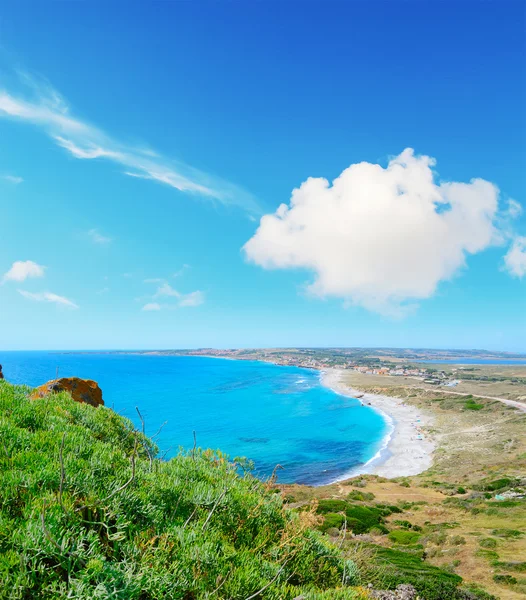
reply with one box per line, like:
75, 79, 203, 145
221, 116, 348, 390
321, 368, 435, 479
161, 354, 437, 481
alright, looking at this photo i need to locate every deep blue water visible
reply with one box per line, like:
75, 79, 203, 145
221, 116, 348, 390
0, 352, 388, 486
416, 359, 526, 365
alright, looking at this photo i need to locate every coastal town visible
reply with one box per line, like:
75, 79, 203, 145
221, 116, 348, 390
163, 347, 465, 386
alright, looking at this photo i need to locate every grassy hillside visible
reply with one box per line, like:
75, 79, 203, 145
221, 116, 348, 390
0, 380, 498, 599
0, 380, 360, 599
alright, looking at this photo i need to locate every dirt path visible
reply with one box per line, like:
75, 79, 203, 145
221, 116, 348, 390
422, 387, 526, 413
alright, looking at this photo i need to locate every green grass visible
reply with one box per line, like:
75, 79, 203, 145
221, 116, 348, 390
387, 530, 421, 545
0, 381, 496, 600
0, 381, 354, 599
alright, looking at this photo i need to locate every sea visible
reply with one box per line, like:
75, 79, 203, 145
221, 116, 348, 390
0, 351, 388, 486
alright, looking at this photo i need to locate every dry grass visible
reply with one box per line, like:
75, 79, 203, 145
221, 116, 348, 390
281, 476, 526, 600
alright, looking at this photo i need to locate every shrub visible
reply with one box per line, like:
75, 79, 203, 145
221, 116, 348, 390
479, 538, 497, 548
0, 381, 356, 598
345, 505, 386, 534
427, 531, 448, 546
450, 535, 466, 546
319, 513, 346, 533
492, 561, 526, 572
491, 528, 523, 539
347, 490, 375, 502
393, 519, 413, 529
465, 400, 484, 410
363, 545, 468, 600
317, 499, 349, 514
479, 478, 514, 492
493, 574, 517, 585
388, 530, 421, 545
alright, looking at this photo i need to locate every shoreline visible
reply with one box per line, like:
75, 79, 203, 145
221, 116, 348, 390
152, 355, 437, 481
321, 368, 435, 479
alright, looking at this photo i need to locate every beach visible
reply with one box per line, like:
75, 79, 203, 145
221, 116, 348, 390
322, 369, 435, 479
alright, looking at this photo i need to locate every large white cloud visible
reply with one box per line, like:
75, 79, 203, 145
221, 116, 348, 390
243, 149, 505, 315
2, 260, 45, 283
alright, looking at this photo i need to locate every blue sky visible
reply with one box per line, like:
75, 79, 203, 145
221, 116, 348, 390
0, 1, 525, 352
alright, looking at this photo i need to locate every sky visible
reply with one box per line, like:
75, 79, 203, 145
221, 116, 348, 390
0, 0, 525, 352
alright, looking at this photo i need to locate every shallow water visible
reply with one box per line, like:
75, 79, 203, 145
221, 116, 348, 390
0, 352, 388, 485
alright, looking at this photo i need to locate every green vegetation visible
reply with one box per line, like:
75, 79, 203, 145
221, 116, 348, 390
492, 574, 517, 585
0, 381, 501, 600
387, 530, 421, 545
0, 382, 355, 599
357, 545, 468, 600
464, 399, 484, 411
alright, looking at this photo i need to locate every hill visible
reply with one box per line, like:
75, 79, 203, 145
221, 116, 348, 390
0, 380, 496, 599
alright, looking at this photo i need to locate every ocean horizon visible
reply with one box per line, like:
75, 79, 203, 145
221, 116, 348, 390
0, 351, 388, 485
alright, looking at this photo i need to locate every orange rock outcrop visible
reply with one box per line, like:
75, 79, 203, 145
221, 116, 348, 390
31, 377, 104, 407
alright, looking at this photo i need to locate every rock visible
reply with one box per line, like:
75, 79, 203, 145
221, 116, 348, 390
0, 364, 3, 379
370, 584, 417, 600
31, 377, 104, 408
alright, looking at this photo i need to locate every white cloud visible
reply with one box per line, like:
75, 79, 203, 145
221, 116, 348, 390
151, 283, 204, 308
244, 148, 504, 315
155, 283, 181, 298
178, 290, 205, 307
2, 260, 45, 283
142, 302, 161, 311
504, 236, 526, 278
18, 290, 79, 309
88, 228, 112, 245
96, 287, 110, 295
1, 174, 23, 184
0, 75, 259, 213
173, 264, 190, 278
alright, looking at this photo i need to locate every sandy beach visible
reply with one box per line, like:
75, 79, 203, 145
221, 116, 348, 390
322, 369, 435, 479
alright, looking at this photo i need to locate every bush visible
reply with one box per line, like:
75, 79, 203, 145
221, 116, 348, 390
465, 400, 484, 411
364, 545, 469, 600
493, 574, 517, 585
347, 490, 375, 502
388, 530, 421, 545
0, 381, 356, 599
492, 561, 526, 572
450, 535, 466, 546
345, 505, 386, 534
319, 513, 346, 533
479, 478, 514, 492
317, 499, 349, 514
492, 528, 523, 539
479, 538, 497, 548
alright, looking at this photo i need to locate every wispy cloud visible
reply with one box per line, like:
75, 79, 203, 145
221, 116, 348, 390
173, 264, 190, 278
88, 228, 112, 245
504, 236, 526, 278
1, 174, 23, 184
142, 302, 161, 311
0, 73, 260, 213
140, 282, 205, 310
2, 260, 45, 283
18, 289, 79, 309
178, 290, 205, 307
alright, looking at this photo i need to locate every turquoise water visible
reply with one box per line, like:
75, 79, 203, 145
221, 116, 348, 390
0, 352, 388, 485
